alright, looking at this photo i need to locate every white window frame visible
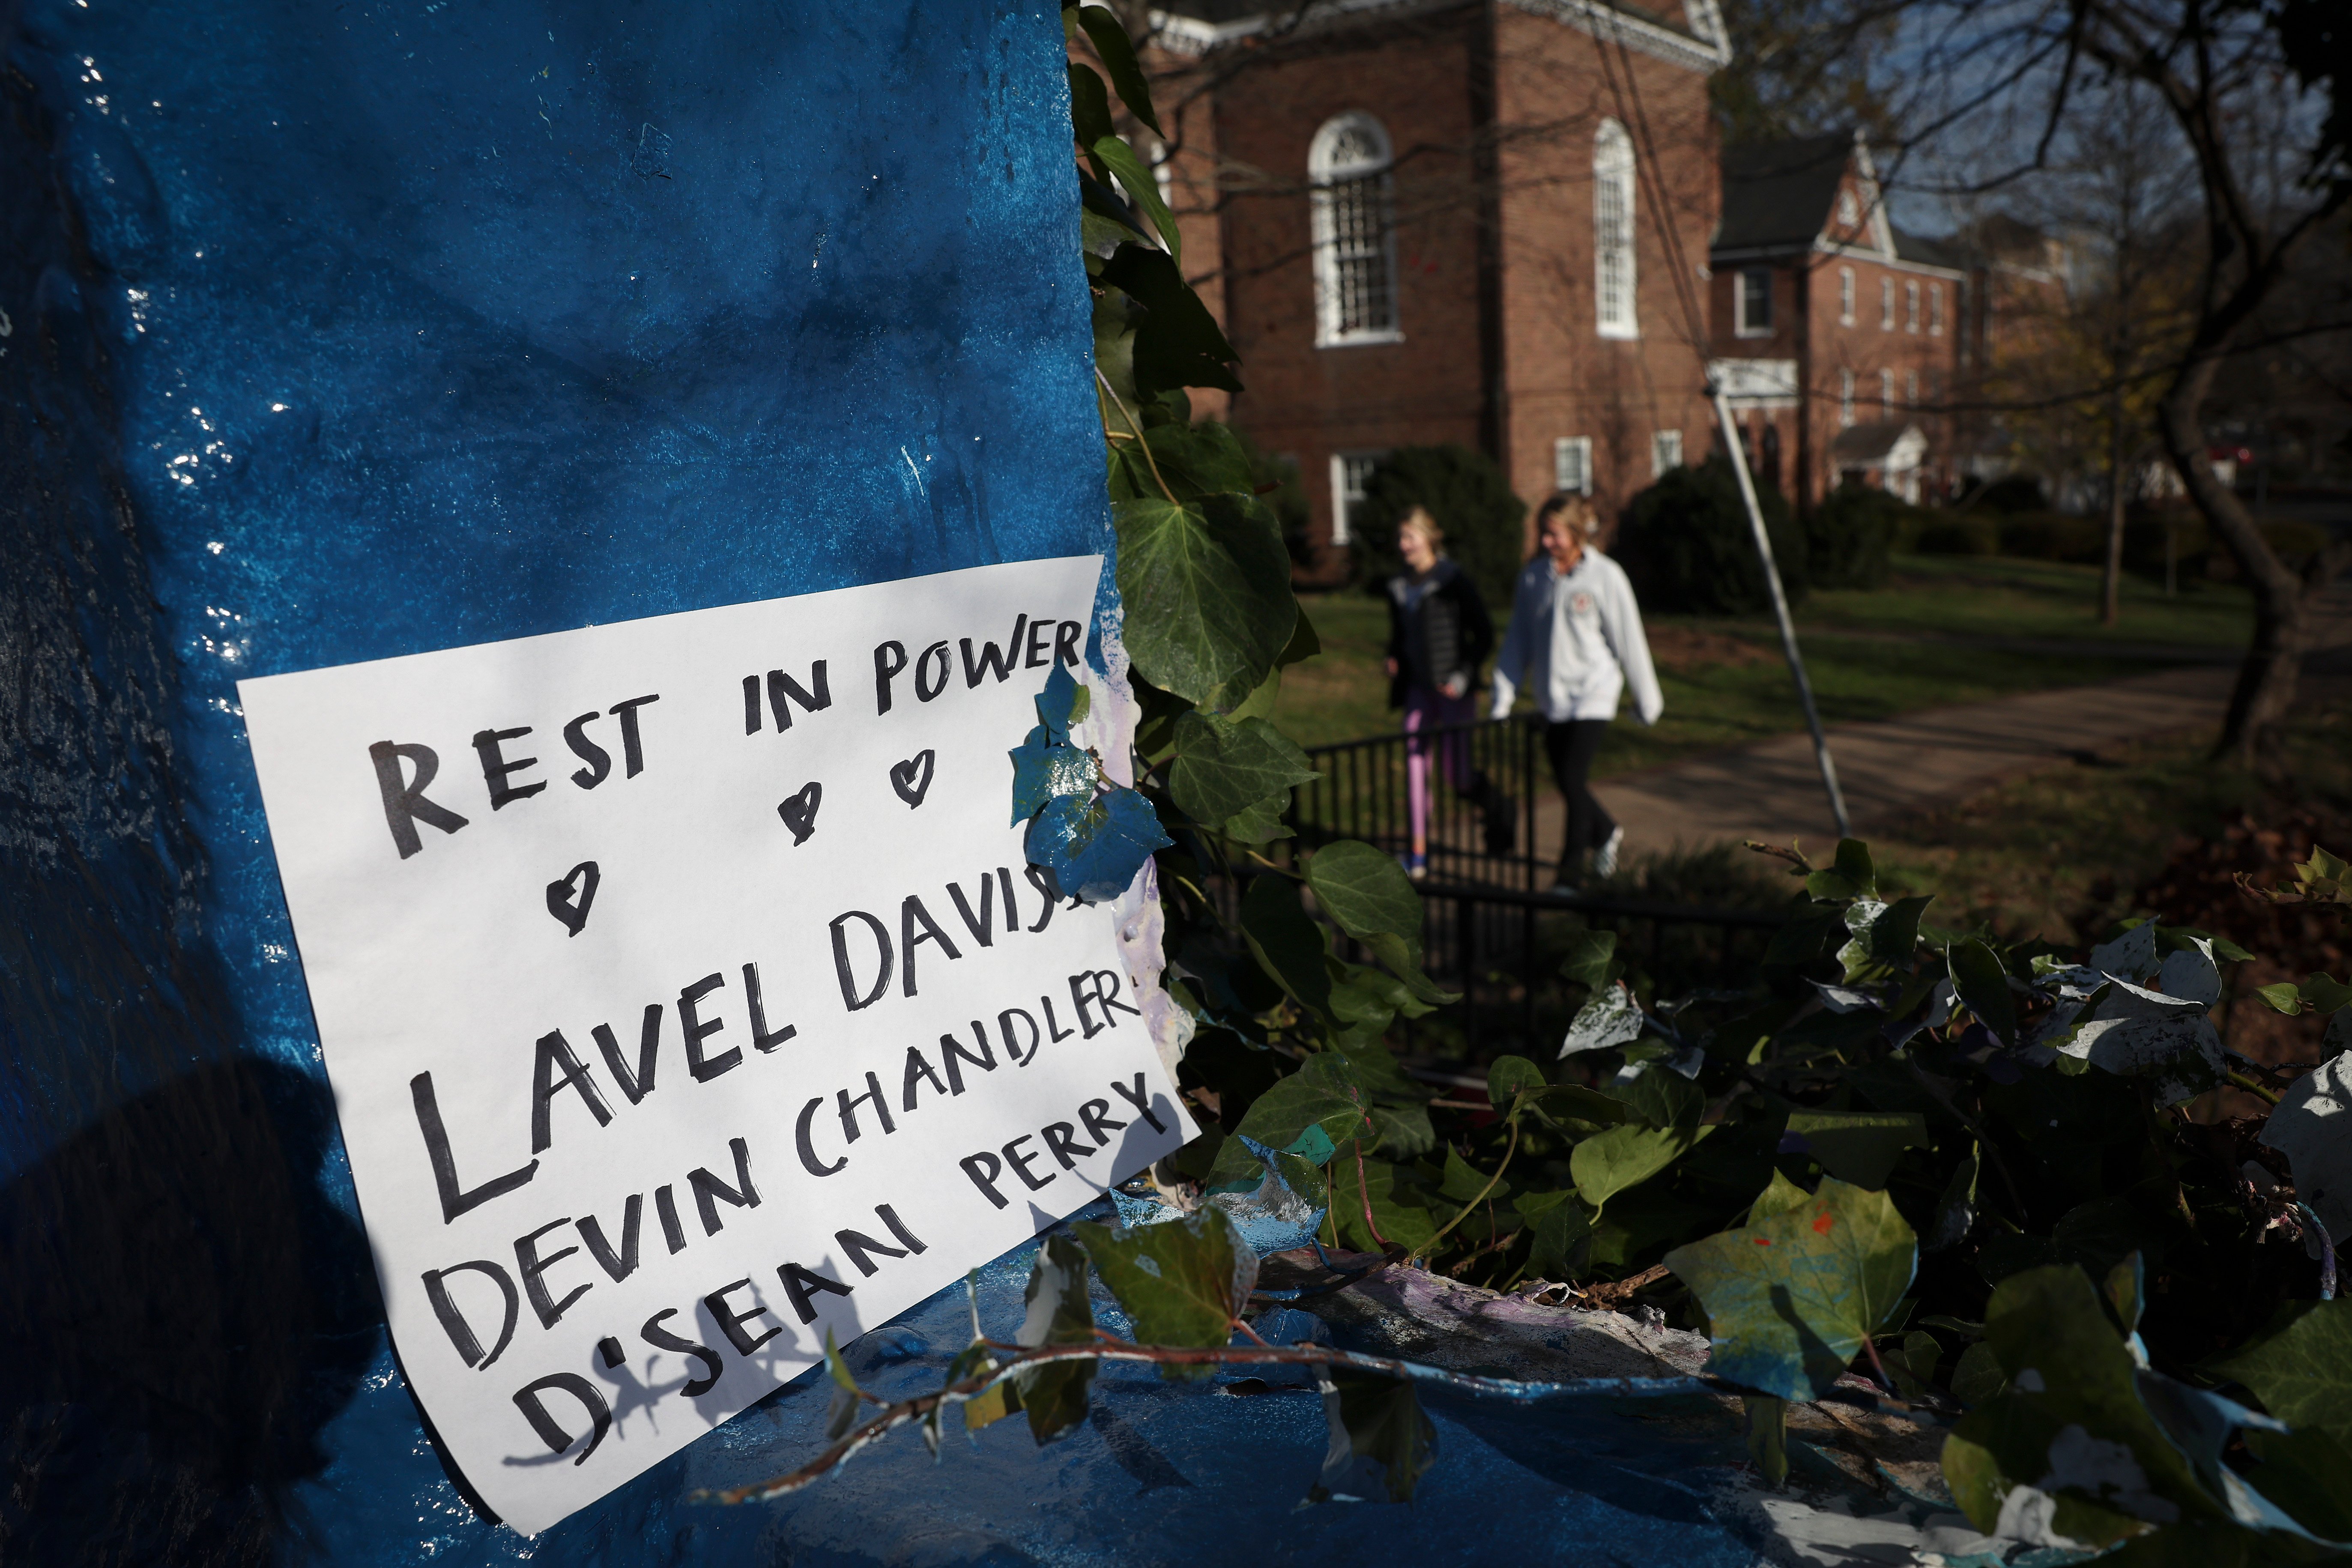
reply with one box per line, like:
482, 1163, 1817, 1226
1906, 280, 1920, 333
1930, 282, 1945, 336
1837, 189, 1859, 229
1839, 369, 1856, 427
1329, 451, 1384, 546
1593, 119, 1638, 340
1309, 114, 1402, 348
1838, 266, 1855, 326
1735, 267, 1773, 337
1880, 277, 1894, 330
1906, 369, 1919, 405
1650, 428, 1683, 478
1554, 436, 1594, 496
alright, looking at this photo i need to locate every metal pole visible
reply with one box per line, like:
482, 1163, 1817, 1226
1709, 385, 1851, 838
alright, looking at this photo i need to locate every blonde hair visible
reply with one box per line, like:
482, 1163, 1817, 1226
1397, 506, 1445, 551
1537, 493, 1600, 542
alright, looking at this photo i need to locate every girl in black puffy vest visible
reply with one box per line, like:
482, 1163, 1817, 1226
1384, 507, 1515, 878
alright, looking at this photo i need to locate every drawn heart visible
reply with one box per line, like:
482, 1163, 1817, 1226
890, 750, 936, 809
776, 781, 822, 845
547, 860, 600, 937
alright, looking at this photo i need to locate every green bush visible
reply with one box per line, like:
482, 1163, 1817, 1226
1998, 511, 2107, 563
1806, 484, 1900, 589
1352, 444, 1528, 605
1616, 457, 1808, 614
1962, 473, 2049, 514
1913, 511, 2001, 556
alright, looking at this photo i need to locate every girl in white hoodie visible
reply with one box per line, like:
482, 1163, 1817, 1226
1488, 493, 1663, 890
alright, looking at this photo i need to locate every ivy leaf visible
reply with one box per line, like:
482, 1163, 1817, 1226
1486, 1054, 1547, 1109
1090, 135, 1180, 266
1098, 245, 1241, 397
1806, 838, 1877, 902
1072, 4, 1163, 134
1112, 489, 1292, 711
2237, 1427, 2352, 1542
1608, 1064, 1701, 1134
1168, 711, 1317, 828
1572, 1122, 1703, 1212
1026, 781, 1172, 903
1013, 1236, 1097, 1444
1076, 1207, 1256, 1379
1560, 929, 1623, 993
2302, 973, 2352, 1014
1841, 895, 1932, 980
1034, 662, 1088, 743
1237, 873, 1333, 1020
2256, 983, 2305, 1015
1066, 62, 1116, 149
1306, 1370, 1437, 1504
1279, 604, 1321, 667
1306, 841, 1456, 1005
1781, 1110, 1931, 1190
1008, 740, 1100, 826
1219, 1052, 1366, 1168
1946, 937, 2018, 1046
1940, 1265, 2242, 1549
1748, 1169, 1816, 1223
1527, 1192, 1593, 1277
1949, 1339, 2006, 1406
1328, 1152, 1438, 1253
1664, 1177, 1918, 1402
2211, 1301, 2352, 1447
1926, 1143, 1981, 1252
1220, 795, 1293, 846
1560, 982, 1644, 1057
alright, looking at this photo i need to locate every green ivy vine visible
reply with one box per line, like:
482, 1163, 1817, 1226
705, 16, 2352, 1557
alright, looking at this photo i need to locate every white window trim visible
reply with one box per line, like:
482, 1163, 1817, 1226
1839, 369, 1856, 427
1906, 280, 1920, 333
1838, 266, 1855, 326
1309, 113, 1403, 349
1880, 368, 1895, 414
1929, 283, 1945, 337
1734, 267, 1772, 337
1880, 277, 1895, 331
1906, 369, 1919, 404
1651, 428, 1683, 478
1594, 119, 1639, 340
1554, 436, 1594, 496
1329, 450, 1384, 546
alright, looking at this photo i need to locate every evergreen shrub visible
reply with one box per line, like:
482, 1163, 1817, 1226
1352, 444, 1529, 606
1616, 457, 1808, 613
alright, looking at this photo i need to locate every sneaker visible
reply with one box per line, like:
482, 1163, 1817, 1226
1400, 852, 1428, 881
1593, 826, 1625, 879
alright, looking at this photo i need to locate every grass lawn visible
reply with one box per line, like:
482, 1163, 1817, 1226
1793, 553, 2254, 649
1864, 694, 2349, 948
1271, 564, 2199, 771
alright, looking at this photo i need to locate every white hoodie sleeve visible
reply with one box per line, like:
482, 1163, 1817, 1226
1594, 556, 1663, 726
1488, 564, 1540, 720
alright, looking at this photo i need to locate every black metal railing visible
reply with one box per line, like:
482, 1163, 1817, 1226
1286, 719, 1789, 1060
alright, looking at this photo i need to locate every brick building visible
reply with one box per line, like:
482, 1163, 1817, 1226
1137, 0, 1731, 578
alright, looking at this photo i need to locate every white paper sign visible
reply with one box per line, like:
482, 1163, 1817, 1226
239, 557, 1186, 1535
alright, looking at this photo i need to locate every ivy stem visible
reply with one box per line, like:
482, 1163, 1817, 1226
1094, 367, 1177, 505
1860, 1335, 1896, 1394
2228, 1069, 2283, 1106
1352, 1137, 1396, 1252
1409, 1097, 1524, 1266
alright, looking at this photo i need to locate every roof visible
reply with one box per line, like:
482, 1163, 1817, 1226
1831, 420, 1927, 466
1715, 132, 1853, 253
1147, 0, 1727, 70
1891, 226, 1967, 271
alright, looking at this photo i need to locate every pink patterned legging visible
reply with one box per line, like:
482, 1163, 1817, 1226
1403, 686, 1477, 856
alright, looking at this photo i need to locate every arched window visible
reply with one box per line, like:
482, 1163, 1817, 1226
1593, 119, 1638, 339
1309, 114, 1399, 346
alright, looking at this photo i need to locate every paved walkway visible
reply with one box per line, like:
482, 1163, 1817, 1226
1568, 583, 2352, 860
1587, 663, 2237, 858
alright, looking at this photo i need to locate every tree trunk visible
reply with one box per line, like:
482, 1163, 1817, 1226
2101, 383, 2126, 627
2155, 360, 2307, 767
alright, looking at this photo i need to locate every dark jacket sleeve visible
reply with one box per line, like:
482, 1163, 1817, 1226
1449, 574, 1495, 677
1383, 579, 1408, 710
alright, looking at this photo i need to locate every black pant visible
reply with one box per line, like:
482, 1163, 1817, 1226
1542, 719, 1614, 878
